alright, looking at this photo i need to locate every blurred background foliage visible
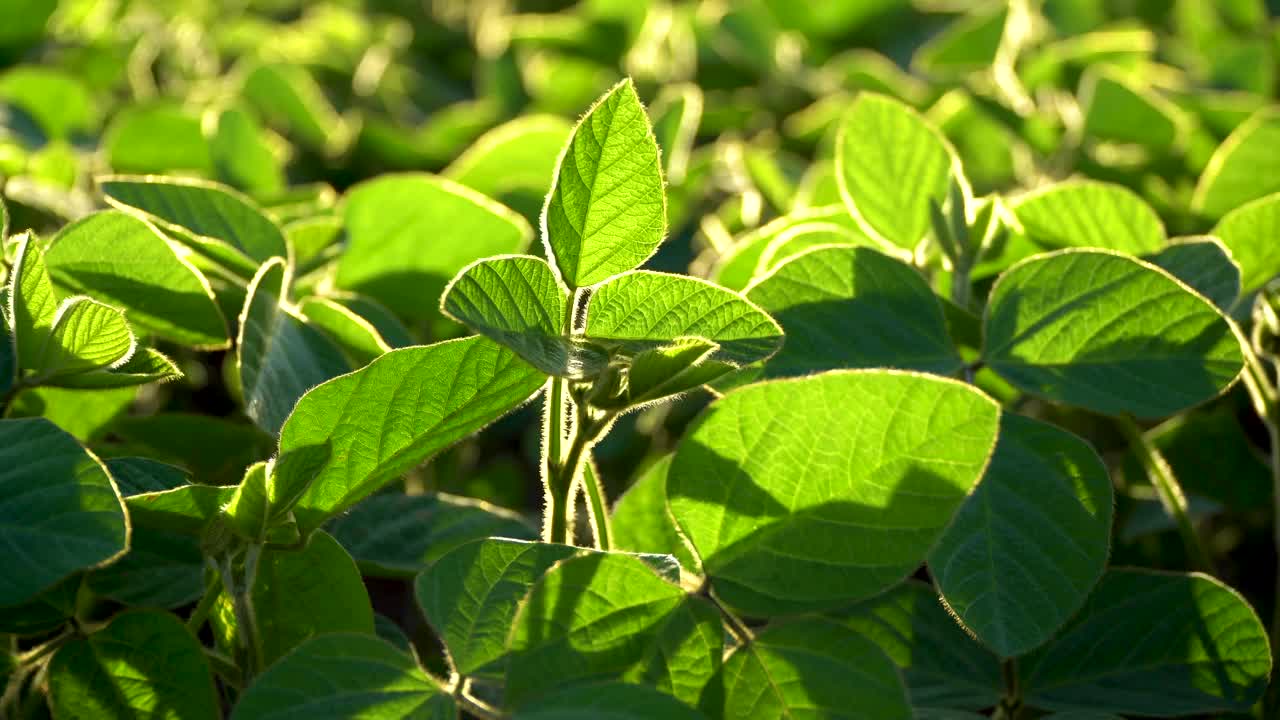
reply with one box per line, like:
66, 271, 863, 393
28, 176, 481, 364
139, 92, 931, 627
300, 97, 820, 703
2, 0, 1280, 662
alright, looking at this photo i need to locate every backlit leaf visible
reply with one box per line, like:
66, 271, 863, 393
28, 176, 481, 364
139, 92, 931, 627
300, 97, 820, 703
1212, 192, 1280, 294
1010, 181, 1165, 254
543, 79, 666, 288
669, 370, 1000, 616
1193, 107, 1280, 220
1143, 236, 1241, 310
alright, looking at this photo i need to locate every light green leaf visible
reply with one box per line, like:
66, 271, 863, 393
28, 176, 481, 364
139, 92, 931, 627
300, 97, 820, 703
242, 63, 351, 155
207, 106, 284, 195
1212, 192, 1280, 294
328, 293, 415, 348
277, 336, 546, 534
712, 205, 863, 291
982, 249, 1243, 418
8, 233, 58, 372
441, 254, 606, 378
836, 93, 963, 251
1022, 570, 1271, 715
1193, 108, 1280, 220
100, 175, 288, 278
49, 348, 183, 389
1143, 236, 1241, 310
124, 483, 231, 536
212, 531, 373, 667
669, 371, 999, 616
237, 257, 350, 435
505, 552, 721, 707
298, 296, 390, 367
702, 619, 911, 720
584, 271, 783, 366
755, 221, 877, 276
336, 173, 532, 322
650, 83, 703, 183
223, 461, 270, 541
592, 338, 731, 409
284, 216, 341, 271
8, 386, 135, 441
48, 611, 217, 720
746, 245, 961, 377
45, 210, 228, 348
1079, 66, 1184, 151
330, 492, 535, 578
543, 78, 667, 288
103, 103, 211, 176
0, 66, 94, 141
231, 634, 455, 720
929, 415, 1112, 657
415, 538, 578, 677
512, 681, 707, 720
912, 6, 1007, 76
839, 580, 1002, 712
264, 442, 331, 525
611, 456, 698, 570
1010, 181, 1165, 254
34, 298, 135, 380
0, 417, 128, 607
445, 114, 573, 218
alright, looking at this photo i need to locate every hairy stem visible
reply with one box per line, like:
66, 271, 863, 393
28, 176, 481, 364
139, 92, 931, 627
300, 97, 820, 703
1117, 416, 1214, 573
543, 378, 571, 544
580, 457, 613, 551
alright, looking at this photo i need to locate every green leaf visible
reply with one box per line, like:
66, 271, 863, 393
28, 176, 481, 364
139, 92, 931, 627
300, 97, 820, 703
242, 63, 351, 155
284, 216, 342, 271
543, 78, 667, 288
48, 611, 218, 720
512, 681, 707, 720
8, 232, 58, 372
445, 114, 573, 218
0, 66, 94, 141
669, 371, 999, 616
223, 461, 271, 541
1143, 236, 1241, 311
441, 254, 606, 378
1021, 570, 1271, 715
982, 249, 1243, 418
34, 297, 135, 380
49, 347, 182, 389
330, 492, 536, 577
594, 338, 731, 409
0, 417, 128, 607
329, 293, 416, 348
104, 458, 190, 496
1079, 66, 1184, 151
336, 173, 532, 322
836, 93, 963, 251
912, 6, 1007, 76
100, 175, 288, 278
1193, 108, 1280, 220
650, 83, 703, 184
124, 483, 231, 536
212, 531, 373, 667
237, 257, 350, 435
277, 336, 546, 534
8, 386, 135, 441
45, 210, 228, 348
1009, 181, 1165, 254
929, 415, 1112, 657
1212, 192, 1280, 294
264, 442, 332, 524
231, 634, 455, 720
103, 103, 211, 176
746, 245, 962, 377
297, 296, 390, 367
611, 456, 698, 570
111, 413, 272, 486
839, 580, 1002, 712
415, 538, 578, 677
702, 619, 911, 720
712, 206, 863, 291
505, 552, 721, 707
207, 106, 285, 195
755, 221, 878, 276
86, 529, 203, 609
584, 271, 783, 366
0, 576, 79, 636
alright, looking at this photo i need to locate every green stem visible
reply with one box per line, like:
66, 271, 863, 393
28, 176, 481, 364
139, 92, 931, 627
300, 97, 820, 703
544, 378, 572, 544
240, 544, 265, 676
185, 564, 221, 633
993, 658, 1022, 720
1117, 416, 1214, 573
580, 456, 613, 551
